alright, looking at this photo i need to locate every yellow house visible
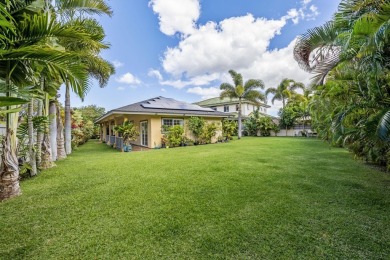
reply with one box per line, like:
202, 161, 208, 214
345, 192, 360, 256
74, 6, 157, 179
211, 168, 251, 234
95, 96, 231, 149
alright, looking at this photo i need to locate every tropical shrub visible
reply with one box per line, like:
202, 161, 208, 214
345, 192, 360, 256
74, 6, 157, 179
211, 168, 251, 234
244, 109, 277, 137
258, 117, 276, 137
114, 122, 139, 146
74, 105, 106, 139
188, 117, 205, 141
166, 125, 185, 147
294, 0, 390, 169
222, 119, 237, 140
70, 110, 95, 148
199, 122, 219, 144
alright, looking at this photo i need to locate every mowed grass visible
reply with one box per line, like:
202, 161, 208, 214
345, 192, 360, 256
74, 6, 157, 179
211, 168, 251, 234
1, 138, 389, 259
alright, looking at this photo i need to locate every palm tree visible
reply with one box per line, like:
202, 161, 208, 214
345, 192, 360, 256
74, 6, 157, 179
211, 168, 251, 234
52, 0, 114, 155
0, 1, 92, 200
220, 70, 265, 139
294, 0, 390, 168
265, 79, 305, 136
265, 79, 305, 109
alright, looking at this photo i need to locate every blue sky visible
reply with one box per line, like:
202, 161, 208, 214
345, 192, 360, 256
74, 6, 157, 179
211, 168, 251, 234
61, 0, 340, 115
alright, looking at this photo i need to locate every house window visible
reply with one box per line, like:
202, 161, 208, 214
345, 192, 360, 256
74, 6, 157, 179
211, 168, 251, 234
236, 104, 239, 111
211, 106, 217, 111
224, 105, 229, 112
162, 118, 184, 131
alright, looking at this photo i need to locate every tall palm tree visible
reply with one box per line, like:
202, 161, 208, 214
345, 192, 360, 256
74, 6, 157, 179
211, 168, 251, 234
0, 1, 92, 200
52, 0, 114, 155
220, 70, 265, 139
265, 79, 305, 136
265, 79, 305, 109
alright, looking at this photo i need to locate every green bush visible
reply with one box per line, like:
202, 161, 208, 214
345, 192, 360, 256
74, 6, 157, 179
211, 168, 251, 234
114, 122, 140, 146
166, 125, 184, 147
188, 117, 205, 142
222, 120, 237, 140
199, 122, 219, 144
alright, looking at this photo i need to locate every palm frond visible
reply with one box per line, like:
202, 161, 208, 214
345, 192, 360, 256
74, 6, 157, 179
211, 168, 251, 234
244, 79, 264, 91
56, 0, 112, 18
228, 69, 243, 87
378, 109, 390, 141
265, 87, 277, 97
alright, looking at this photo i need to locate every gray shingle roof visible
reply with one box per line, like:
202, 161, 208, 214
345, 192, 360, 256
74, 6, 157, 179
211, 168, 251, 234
95, 96, 232, 123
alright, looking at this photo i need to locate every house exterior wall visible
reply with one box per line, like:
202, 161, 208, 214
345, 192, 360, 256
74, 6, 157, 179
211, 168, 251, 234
100, 114, 224, 148
210, 102, 267, 116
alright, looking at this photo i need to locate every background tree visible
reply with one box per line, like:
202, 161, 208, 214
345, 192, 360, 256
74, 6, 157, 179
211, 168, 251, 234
265, 79, 305, 136
220, 70, 265, 139
265, 79, 305, 109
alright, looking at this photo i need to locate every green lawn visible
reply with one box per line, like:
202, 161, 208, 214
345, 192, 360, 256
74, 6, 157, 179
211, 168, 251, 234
1, 138, 389, 259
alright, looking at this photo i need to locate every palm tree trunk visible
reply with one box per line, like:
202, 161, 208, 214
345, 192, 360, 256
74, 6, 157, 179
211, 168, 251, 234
49, 101, 57, 161
28, 99, 37, 176
36, 102, 43, 166
36, 79, 44, 166
238, 99, 242, 139
1, 61, 21, 201
56, 105, 67, 160
0, 131, 21, 201
40, 94, 55, 169
64, 81, 72, 155
282, 98, 288, 136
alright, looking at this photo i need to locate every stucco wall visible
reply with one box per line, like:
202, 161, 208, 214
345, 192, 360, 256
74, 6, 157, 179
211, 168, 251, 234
101, 115, 224, 148
213, 103, 267, 116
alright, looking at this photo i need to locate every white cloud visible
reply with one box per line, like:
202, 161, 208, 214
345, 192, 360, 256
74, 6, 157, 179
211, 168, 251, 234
116, 72, 141, 85
187, 87, 221, 100
163, 14, 286, 78
160, 14, 311, 88
151, 1, 317, 116
148, 69, 163, 81
112, 60, 124, 68
148, 0, 200, 36
161, 88, 166, 92
286, 0, 319, 24
117, 86, 126, 91
161, 73, 221, 89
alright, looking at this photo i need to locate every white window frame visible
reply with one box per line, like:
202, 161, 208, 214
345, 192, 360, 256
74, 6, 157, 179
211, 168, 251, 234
161, 118, 184, 132
224, 105, 229, 112
140, 120, 148, 147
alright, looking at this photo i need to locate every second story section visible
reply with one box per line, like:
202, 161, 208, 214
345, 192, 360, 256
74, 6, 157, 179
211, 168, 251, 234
194, 97, 270, 117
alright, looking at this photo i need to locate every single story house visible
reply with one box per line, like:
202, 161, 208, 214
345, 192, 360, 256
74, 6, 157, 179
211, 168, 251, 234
95, 96, 231, 149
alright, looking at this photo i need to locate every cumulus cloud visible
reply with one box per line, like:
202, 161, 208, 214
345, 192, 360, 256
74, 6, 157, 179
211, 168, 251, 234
148, 0, 200, 35
112, 60, 124, 68
148, 69, 163, 81
187, 87, 221, 100
161, 73, 221, 89
160, 14, 311, 88
286, 0, 320, 24
150, 0, 318, 116
163, 14, 286, 78
116, 72, 141, 85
